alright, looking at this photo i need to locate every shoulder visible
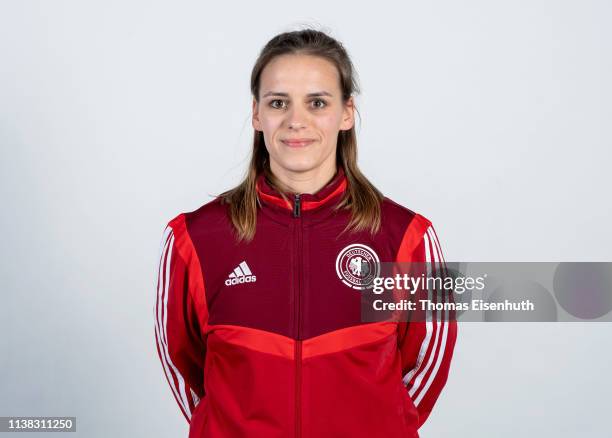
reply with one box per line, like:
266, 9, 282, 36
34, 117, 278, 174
381, 196, 433, 237
381, 196, 444, 260
165, 196, 230, 241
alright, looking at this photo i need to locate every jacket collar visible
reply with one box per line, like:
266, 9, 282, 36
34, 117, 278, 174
255, 166, 348, 222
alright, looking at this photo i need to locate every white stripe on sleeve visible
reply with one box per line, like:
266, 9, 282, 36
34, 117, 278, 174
408, 227, 441, 401
403, 230, 435, 387
413, 227, 449, 407
154, 228, 194, 419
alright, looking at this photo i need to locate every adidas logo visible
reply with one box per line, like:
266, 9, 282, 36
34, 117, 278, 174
225, 261, 257, 286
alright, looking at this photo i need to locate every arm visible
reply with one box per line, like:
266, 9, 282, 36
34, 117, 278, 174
154, 216, 208, 423
396, 215, 458, 429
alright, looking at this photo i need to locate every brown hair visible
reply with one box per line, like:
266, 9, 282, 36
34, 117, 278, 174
218, 27, 384, 242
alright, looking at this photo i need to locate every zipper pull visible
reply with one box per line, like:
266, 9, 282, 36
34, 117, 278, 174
293, 194, 301, 218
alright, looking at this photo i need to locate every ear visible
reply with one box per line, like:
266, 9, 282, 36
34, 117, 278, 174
252, 98, 262, 131
339, 96, 355, 131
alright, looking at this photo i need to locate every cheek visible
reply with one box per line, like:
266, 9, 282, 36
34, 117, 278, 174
315, 113, 343, 136
260, 113, 283, 135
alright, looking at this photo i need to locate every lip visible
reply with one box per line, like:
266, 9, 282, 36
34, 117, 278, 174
281, 139, 315, 147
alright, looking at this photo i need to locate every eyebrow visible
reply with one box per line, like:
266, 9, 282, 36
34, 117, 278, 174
262, 91, 333, 98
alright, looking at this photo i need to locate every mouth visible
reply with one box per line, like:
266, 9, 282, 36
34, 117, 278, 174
281, 139, 316, 148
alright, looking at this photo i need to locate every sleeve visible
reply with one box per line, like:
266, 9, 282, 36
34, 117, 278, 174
396, 217, 458, 429
154, 220, 207, 423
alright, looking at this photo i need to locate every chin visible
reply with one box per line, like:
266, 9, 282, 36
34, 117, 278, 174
276, 158, 320, 173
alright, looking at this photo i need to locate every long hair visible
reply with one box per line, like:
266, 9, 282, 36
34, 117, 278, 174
218, 27, 384, 242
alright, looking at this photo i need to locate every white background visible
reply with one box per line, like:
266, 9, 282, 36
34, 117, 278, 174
1, 1, 611, 436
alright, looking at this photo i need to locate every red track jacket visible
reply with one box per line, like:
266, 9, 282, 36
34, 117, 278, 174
154, 166, 458, 437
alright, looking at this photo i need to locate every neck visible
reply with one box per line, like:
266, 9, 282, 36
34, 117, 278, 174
270, 160, 338, 195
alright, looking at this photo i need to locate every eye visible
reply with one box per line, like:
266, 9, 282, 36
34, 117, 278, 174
269, 99, 286, 109
311, 99, 327, 109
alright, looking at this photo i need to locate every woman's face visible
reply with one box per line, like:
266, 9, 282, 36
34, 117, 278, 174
252, 54, 354, 176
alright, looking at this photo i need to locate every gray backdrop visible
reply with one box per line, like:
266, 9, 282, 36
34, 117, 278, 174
1, 1, 610, 436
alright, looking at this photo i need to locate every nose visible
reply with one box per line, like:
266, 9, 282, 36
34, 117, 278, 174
286, 106, 307, 130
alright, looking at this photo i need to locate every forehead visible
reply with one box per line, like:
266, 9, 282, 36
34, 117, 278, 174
260, 54, 340, 95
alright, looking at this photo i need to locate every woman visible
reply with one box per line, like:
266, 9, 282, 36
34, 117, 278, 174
154, 28, 457, 438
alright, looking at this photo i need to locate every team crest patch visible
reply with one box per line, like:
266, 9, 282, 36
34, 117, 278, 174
335, 244, 380, 290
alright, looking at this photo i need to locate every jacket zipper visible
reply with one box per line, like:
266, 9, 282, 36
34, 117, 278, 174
293, 193, 301, 218
293, 193, 302, 438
